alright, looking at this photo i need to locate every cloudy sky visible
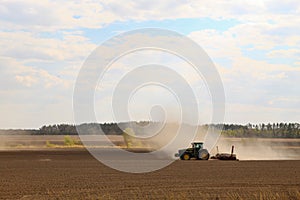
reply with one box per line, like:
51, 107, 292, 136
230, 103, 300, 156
0, 0, 299, 129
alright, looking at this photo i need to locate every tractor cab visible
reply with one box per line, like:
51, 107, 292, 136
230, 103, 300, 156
192, 142, 203, 156
192, 142, 203, 149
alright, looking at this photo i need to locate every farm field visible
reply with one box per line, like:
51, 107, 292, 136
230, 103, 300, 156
1, 135, 300, 160
0, 149, 300, 199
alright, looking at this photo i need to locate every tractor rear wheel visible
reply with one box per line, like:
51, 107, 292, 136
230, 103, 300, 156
198, 149, 209, 160
181, 153, 190, 160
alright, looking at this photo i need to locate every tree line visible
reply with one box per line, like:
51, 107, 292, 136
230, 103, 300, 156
1, 122, 299, 138
220, 122, 300, 138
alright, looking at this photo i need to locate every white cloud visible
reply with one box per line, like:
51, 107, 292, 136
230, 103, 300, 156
0, 0, 112, 31
0, 57, 72, 89
188, 21, 300, 121
15, 75, 37, 87
267, 49, 300, 59
0, 31, 96, 62
0, 1, 299, 32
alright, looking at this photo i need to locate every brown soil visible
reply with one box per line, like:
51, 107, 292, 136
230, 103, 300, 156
0, 149, 299, 200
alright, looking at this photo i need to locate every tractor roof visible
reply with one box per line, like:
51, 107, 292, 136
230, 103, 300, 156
192, 142, 203, 144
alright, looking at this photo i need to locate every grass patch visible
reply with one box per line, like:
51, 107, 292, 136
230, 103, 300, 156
46, 141, 56, 148
64, 136, 82, 146
45, 136, 83, 148
64, 136, 75, 146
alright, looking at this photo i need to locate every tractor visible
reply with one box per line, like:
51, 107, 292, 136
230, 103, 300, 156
175, 142, 210, 160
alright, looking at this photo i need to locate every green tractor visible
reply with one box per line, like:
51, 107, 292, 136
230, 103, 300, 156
175, 142, 210, 160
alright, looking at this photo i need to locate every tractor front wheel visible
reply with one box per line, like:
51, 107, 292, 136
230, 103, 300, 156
181, 153, 190, 160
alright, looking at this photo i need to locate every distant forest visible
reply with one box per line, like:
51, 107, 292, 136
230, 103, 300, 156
0, 122, 299, 138
216, 123, 300, 138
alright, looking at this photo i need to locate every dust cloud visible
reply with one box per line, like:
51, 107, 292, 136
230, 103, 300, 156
210, 136, 300, 160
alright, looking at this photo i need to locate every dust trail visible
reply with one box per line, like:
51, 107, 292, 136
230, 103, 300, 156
122, 122, 198, 158
211, 136, 300, 160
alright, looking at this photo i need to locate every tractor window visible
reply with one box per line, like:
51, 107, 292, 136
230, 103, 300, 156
194, 143, 202, 149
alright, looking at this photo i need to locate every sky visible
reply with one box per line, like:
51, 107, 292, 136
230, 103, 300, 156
0, 0, 299, 129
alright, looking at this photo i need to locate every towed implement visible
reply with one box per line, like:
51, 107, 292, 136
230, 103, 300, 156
210, 145, 238, 160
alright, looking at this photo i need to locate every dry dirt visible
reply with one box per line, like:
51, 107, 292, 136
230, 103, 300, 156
0, 149, 300, 200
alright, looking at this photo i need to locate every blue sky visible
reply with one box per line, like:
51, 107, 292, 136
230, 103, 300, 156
0, 1, 299, 128
82, 18, 240, 44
